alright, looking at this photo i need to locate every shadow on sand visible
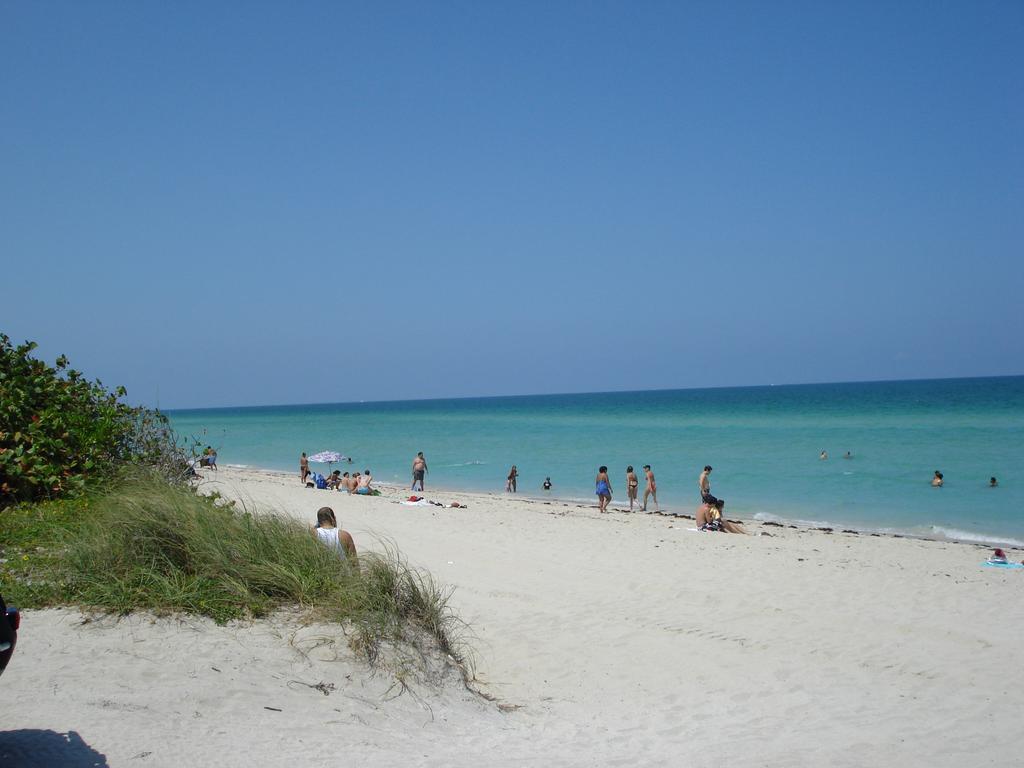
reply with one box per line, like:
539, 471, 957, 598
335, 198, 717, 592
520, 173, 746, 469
0, 730, 110, 767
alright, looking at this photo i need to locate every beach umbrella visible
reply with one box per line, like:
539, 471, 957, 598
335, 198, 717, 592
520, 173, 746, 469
308, 450, 344, 471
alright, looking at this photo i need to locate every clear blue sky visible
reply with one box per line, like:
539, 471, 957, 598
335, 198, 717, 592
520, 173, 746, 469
3, 1, 1021, 408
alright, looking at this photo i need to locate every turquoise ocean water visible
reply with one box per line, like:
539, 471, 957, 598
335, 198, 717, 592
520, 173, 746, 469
168, 376, 1024, 545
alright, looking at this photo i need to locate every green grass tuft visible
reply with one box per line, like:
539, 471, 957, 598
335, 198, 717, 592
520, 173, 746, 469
1, 475, 471, 677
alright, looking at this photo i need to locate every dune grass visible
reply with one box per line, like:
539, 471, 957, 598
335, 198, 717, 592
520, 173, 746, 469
1, 475, 470, 676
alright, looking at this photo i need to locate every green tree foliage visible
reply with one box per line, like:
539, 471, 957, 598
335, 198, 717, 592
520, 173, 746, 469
0, 333, 183, 506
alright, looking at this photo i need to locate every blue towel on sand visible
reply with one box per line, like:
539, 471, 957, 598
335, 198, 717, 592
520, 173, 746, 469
983, 561, 1024, 569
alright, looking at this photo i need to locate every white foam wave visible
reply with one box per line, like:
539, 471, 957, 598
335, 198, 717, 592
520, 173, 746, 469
752, 511, 1024, 546
225, 464, 251, 469
927, 527, 1024, 548
752, 511, 835, 529
443, 461, 488, 467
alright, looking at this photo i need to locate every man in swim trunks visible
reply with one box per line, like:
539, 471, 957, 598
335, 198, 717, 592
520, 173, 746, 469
642, 465, 658, 512
699, 465, 720, 506
356, 469, 373, 494
412, 452, 427, 491
300, 453, 309, 485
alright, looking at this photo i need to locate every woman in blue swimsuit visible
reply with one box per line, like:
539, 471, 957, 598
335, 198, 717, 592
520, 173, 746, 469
595, 466, 612, 512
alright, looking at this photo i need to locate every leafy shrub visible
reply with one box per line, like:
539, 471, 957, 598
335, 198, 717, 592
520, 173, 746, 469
0, 333, 184, 507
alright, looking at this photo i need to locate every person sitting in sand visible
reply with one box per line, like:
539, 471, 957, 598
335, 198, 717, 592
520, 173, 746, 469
326, 470, 342, 490
355, 469, 373, 495
988, 548, 1008, 564
184, 456, 203, 478
311, 507, 357, 562
697, 499, 747, 534
932, 470, 944, 487
626, 466, 639, 511
595, 466, 612, 513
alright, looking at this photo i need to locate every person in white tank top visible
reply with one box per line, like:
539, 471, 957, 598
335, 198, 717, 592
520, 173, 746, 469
311, 507, 357, 562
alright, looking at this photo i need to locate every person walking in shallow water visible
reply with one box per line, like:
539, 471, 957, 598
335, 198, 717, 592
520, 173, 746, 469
506, 465, 518, 493
626, 466, 639, 511
595, 466, 612, 512
642, 465, 658, 512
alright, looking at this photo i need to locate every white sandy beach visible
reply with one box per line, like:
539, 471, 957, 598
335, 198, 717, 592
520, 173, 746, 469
3, 466, 1022, 767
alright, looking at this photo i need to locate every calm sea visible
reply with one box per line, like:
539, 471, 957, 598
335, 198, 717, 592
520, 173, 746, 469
168, 377, 1024, 545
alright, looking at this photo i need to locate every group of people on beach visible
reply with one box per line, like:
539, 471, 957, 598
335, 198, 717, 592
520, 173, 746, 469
301, 447, 1003, 537
327, 470, 375, 494
591, 463, 744, 531
299, 453, 375, 495
594, 465, 659, 513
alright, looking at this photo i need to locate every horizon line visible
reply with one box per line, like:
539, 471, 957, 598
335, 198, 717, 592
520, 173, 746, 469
163, 372, 1024, 414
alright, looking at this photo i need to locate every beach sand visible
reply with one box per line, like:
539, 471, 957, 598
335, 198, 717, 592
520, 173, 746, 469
3, 466, 1022, 766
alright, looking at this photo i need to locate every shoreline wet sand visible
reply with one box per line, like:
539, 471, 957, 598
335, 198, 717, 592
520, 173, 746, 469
3, 465, 1022, 767
225, 464, 1022, 549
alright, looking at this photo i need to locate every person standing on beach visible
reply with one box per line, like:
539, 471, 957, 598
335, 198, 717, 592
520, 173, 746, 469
642, 465, 658, 512
626, 466, 640, 511
595, 466, 612, 512
300, 453, 309, 485
412, 452, 427, 491
507, 465, 518, 493
699, 465, 720, 507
